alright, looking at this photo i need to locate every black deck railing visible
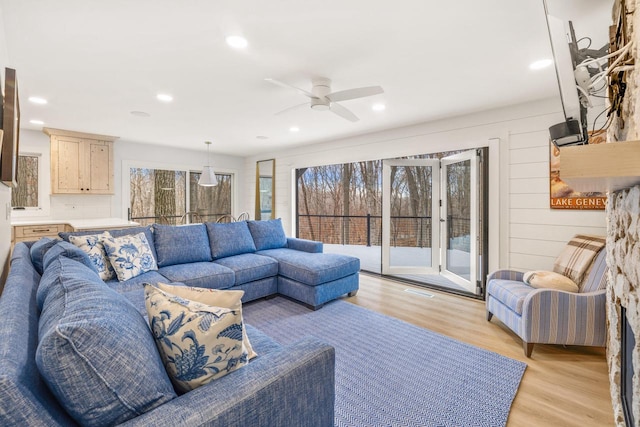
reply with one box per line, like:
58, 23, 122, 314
297, 214, 471, 248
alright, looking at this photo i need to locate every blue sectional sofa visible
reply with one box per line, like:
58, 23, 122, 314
0, 218, 359, 426
59, 218, 360, 310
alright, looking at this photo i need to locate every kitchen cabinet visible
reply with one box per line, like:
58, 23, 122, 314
45, 128, 118, 194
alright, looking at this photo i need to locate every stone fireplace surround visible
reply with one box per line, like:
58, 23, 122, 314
605, 1, 639, 426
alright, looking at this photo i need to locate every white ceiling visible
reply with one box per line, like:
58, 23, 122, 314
0, 0, 611, 157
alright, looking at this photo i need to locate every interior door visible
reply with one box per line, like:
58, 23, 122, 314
440, 150, 479, 294
382, 159, 440, 275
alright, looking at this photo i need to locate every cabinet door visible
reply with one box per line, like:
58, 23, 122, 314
86, 140, 113, 193
51, 136, 83, 193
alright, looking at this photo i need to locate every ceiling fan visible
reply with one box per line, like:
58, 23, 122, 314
265, 77, 384, 122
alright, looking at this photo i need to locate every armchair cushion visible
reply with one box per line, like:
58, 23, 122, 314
486, 279, 533, 315
523, 271, 578, 293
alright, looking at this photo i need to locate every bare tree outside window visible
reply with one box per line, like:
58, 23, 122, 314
129, 168, 186, 225
11, 155, 38, 208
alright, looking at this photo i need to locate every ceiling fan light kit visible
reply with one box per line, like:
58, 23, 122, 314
266, 76, 384, 122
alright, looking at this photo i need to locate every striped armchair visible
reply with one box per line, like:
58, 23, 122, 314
486, 245, 608, 357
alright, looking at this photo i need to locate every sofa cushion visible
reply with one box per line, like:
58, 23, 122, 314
214, 253, 279, 286
0, 244, 78, 427
105, 270, 170, 293
36, 256, 176, 426
101, 231, 158, 281
155, 282, 257, 359
257, 248, 360, 286
42, 240, 96, 273
69, 232, 115, 280
29, 237, 59, 275
37, 246, 103, 311
247, 218, 287, 251
154, 224, 212, 267
206, 221, 256, 259
158, 261, 235, 289
144, 283, 249, 393
60, 225, 158, 260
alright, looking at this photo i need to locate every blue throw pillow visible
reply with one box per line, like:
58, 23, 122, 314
36, 256, 176, 426
206, 221, 257, 259
247, 218, 287, 251
153, 224, 212, 267
29, 237, 60, 275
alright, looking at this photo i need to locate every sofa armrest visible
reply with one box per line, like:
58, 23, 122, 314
521, 288, 607, 346
286, 237, 323, 253
487, 269, 524, 282
119, 337, 335, 427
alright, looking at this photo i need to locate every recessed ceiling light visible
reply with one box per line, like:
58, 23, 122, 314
372, 103, 386, 111
29, 119, 44, 125
156, 93, 173, 102
529, 59, 553, 70
130, 111, 151, 117
226, 35, 248, 49
28, 96, 47, 105
289, 126, 300, 133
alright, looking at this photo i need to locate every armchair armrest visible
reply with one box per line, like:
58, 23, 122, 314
286, 237, 323, 253
119, 338, 335, 427
487, 269, 525, 282
521, 288, 607, 346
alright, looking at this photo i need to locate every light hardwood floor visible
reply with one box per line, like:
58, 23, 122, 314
344, 273, 614, 427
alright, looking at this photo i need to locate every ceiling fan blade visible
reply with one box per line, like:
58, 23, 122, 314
265, 78, 317, 99
330, 102, 359, 122
275, 102, 309, 116
326, 86, 384, 102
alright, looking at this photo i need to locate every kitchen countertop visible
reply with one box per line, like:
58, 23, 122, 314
11, 218, 140, 230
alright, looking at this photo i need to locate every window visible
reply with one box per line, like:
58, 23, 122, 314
11, 154, 39, 208
189, 172, 232, 221
129, 167, 232, 226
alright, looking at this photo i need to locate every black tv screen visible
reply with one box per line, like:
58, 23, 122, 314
0, 67, 20, 187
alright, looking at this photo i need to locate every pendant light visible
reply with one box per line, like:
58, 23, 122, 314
198, 141, 218, 186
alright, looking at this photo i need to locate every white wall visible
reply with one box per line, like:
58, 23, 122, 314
13, 129, 246, 222
243, 97, 607, 272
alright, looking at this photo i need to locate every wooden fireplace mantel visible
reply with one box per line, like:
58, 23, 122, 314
560, 140, 640, 193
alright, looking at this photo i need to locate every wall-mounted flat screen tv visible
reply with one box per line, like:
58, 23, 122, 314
0, 67, 20, 187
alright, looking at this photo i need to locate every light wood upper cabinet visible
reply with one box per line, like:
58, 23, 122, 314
45, 128, 118, 194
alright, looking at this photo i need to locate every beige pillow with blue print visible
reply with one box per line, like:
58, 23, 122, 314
101, 231, 157, 281
144, 283, 250, 393
69, 233, 115, 280
155, 282, 257, 360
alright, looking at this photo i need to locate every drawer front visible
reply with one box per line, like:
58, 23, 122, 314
14, 224, 66, 238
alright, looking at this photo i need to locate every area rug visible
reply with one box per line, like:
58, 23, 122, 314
243, 297, 526, 427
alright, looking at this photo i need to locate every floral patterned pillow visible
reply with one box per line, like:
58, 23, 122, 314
69, 233, 115, 281
101, 232, 158, 281
155, 282, 257, 360
144, 283, 250, 393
